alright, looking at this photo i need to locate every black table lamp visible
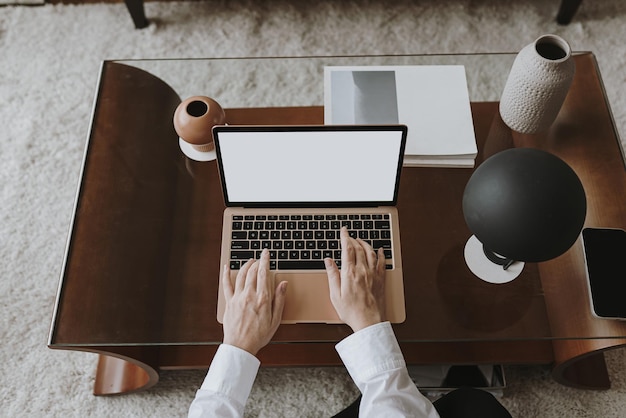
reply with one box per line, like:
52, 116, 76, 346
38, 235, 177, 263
462, 148, 587, 283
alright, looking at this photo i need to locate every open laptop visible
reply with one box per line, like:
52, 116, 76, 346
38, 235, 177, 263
214, 125, 407, 324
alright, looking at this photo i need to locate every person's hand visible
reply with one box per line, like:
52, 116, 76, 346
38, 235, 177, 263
222, 249, 288, 355
324, 227, 386, 332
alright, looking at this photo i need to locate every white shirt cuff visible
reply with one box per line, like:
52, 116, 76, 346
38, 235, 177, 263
200, 344, 260, 406
335, 321, 406, 383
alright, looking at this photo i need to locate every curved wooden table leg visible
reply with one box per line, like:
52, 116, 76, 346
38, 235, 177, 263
94, 354, 159, 396
552, 339, 626, 390
87, 346, 161, 395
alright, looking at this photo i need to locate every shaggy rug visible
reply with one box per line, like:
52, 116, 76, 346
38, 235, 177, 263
1, 0, 626, 416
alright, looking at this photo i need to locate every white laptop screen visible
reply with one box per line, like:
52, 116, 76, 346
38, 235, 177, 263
213, 125, 407, 207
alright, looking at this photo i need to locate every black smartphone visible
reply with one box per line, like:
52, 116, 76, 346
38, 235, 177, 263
581, 228, 626, 319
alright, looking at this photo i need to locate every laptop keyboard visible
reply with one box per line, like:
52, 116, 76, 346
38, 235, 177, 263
229, 214, 394, 271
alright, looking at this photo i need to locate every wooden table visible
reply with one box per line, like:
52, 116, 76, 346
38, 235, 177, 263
49, 53, 626, 395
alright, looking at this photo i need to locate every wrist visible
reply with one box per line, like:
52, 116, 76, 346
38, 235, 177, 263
347, 314, 383, 333
223, 337, 259, 356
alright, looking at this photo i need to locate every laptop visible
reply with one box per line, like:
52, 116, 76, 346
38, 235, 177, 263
214, 125, 407, 324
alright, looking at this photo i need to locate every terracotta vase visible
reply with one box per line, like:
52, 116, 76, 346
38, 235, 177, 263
499, 34, 575, 134
173, 96, 226, 152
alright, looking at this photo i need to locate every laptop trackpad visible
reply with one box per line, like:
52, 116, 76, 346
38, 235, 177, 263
276, 272, 342, 324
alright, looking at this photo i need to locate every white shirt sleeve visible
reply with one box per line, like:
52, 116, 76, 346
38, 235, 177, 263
188, 344, 260, 418
335, 321, 440, 418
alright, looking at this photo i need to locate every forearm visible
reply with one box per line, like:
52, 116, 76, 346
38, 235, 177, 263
188, 344, 260, 418
336, 322, 439, 418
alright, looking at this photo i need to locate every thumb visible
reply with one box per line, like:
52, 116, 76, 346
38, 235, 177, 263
272, 281, 288, 326
325, 258, 341, 302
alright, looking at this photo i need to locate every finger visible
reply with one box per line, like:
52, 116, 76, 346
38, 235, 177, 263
353, 238, 368, 270
236, 259, 254, 293
376, 247, 387, 321
325, 257, 341, 303
358, 238, 378, 269
271, 281, 288, 329
222, 264, 234, 301
244, 258, 260, 291
257, 249, 271, 294
340, 227, 355, 267
376, 247, 386, 276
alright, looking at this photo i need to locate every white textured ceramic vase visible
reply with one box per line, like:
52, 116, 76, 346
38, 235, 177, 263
499, 34, 575, 134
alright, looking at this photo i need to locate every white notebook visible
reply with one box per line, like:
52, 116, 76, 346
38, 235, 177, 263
324, 65, 477, 168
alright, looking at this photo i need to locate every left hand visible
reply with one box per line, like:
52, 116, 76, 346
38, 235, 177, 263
222, 249, 288, 355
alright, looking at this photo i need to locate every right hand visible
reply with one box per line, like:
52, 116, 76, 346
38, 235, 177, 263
324, 227, 386, 332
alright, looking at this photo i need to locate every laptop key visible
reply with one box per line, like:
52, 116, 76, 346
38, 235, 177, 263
373, 240, 392, 249
231, 251, 254, 260
375, 220, 391, 229
278, 260, 326, 270
231, 241, 250, 250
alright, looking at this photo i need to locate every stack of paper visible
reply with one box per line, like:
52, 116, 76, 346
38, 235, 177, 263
324, 65, 477, 168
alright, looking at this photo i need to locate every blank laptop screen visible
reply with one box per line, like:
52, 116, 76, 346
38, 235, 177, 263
214, 126, 407, 206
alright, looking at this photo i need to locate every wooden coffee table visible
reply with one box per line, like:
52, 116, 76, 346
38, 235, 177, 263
49, 53, 626, 395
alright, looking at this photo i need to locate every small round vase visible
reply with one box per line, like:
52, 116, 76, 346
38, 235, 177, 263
173, 96, 226, 160
499, 34, 575, 134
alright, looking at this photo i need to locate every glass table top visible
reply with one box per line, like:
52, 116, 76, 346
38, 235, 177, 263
117, 54, 515, 107
49, 53, 626, 347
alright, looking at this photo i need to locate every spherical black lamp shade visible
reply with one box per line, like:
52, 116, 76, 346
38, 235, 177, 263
463, 148, 586, 263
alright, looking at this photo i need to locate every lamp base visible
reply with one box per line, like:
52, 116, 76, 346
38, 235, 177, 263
179, 137, 216, 162
463, 235, 524, 284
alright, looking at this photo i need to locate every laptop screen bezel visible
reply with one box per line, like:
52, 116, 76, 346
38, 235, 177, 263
213, 124, 408, 208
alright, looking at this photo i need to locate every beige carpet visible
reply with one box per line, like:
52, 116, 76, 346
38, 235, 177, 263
2, 0, 626, 416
